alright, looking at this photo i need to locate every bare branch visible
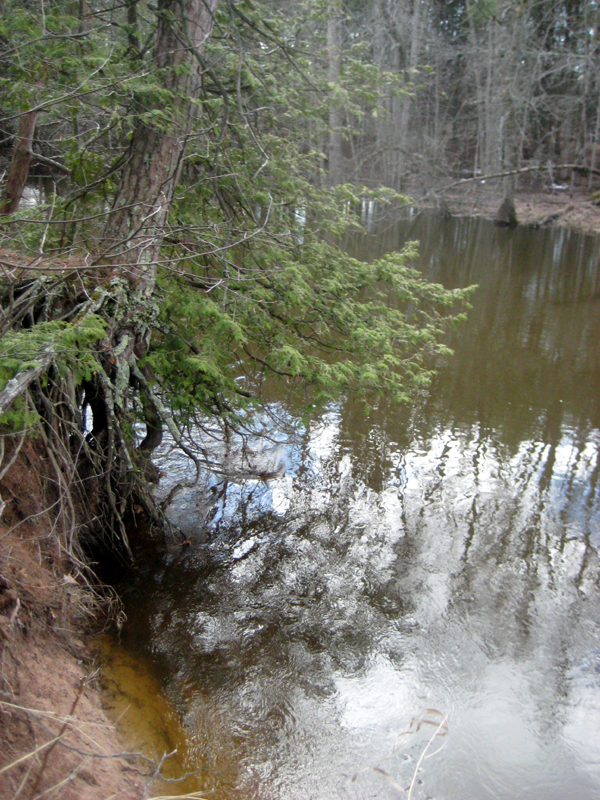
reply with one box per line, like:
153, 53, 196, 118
0, 352, 53, 418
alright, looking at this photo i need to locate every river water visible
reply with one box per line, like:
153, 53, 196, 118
104, 212, 600, 799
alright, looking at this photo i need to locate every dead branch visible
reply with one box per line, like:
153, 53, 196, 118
141, 749, 178, 800
29, 152, 71, 178
0, 734, 68, 778
0, 353, 53, 417
433, 163, 600, 197
533, 209, 569, 227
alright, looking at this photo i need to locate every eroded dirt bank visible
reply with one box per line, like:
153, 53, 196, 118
0, 439, 144, 800
1, 187, 599, 800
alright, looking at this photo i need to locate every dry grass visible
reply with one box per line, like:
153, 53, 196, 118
352, 708, 449, 797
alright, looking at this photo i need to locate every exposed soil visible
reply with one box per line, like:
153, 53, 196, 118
0, 185, 599, 800
442, 184, 600, 237
0, 439, 146, 800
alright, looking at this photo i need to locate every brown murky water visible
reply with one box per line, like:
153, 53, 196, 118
104, 212, 600, 799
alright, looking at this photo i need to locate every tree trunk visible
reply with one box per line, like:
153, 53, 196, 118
0, 109, 37, 216
396, 0, 427, 183
98, 0, 218, 462
466, 0, 484, 177
125, 0, 141, 58
326, 1, 343, 187
102, 0, 217, 294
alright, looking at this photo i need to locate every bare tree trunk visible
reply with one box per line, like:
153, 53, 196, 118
372, 0, 387, 182
327, 0, 343, 187
589, 103, 600, 190
484, 24, 500, 175
78, 0, 93, 34
0, 109, 37, 216
102, 0, 217, 294
466, 0, 484, 176
396, 0, 426, 181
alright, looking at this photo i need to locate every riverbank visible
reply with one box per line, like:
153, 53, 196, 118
0, 439, 145, 799
441, 184, 600, 237
1, 185, 599, 800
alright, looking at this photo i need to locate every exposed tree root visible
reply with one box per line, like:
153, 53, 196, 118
0, 270, 178, 567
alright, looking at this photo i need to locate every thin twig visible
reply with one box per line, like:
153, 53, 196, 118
141, 749, 178, 800
29, 754, 91, 800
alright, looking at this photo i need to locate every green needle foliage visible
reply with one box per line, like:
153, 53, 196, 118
151, 235, 472, 423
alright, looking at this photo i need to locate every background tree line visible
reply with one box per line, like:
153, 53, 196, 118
4, 0, 600, 210
319, 0, 600, 194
